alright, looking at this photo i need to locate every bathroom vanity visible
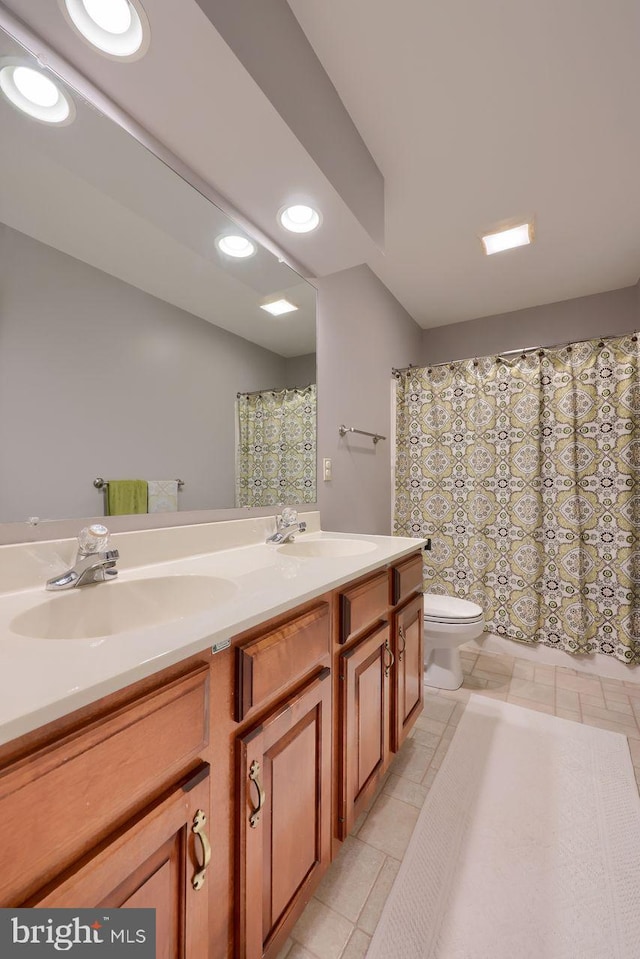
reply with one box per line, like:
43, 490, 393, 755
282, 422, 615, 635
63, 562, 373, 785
0, 515, 424, 959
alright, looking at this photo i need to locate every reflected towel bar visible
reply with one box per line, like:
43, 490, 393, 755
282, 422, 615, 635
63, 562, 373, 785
338, 425, 386, 445
94, 477, 185, 489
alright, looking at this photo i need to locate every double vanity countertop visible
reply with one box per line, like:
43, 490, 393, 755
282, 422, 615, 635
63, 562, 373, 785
0, 512, 425, 746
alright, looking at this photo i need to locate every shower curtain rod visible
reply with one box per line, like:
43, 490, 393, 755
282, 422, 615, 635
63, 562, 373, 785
391, 328, 638, 377
237, 383, 314, 399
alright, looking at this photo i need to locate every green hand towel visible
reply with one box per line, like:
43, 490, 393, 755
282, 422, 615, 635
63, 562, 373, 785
106, 479, 148, 515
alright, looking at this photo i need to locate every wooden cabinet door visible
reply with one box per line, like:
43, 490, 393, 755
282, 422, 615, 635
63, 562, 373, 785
392, 594, 424, 752
29, 765, 211, 959
236, 669, 332, 959
338, 622, 391, 839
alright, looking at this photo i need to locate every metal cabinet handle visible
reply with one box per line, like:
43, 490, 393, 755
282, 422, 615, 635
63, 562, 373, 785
191, 809, 211, 891
384, 638, 395, 677
398, 625, 406, 662
249, 759, 266, 828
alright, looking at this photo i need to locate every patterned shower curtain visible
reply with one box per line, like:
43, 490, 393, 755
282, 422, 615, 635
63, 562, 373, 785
236, 385, 316, 507
394, 335, 640, 664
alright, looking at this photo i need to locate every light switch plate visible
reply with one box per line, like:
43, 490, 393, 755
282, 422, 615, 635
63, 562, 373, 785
323, 458, 332, 481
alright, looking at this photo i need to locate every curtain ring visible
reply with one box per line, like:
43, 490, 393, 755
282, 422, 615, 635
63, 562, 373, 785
633, 334, 638, 343
427, 368, 432, 374
521, 352, 527, 360
449, 364, 454, 370
598, 340, 605, 348
566, 345, 572, 353
473, 360, 479, 367
496, 357, 502, 364
538, 350, 545, 357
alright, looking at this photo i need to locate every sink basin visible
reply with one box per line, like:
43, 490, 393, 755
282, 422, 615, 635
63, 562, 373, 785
10, 575, 237, 640
277, 538, 378, 559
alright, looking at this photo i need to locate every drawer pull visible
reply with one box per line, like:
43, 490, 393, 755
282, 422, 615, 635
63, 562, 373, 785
398, 626, 406, 662
191, 809, 211, 890
249, 759, 266, 828
384, 639, 395, 678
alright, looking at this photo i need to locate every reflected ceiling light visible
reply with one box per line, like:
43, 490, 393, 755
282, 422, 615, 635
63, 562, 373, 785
217, 235, 256, 258
0, 62, 74, 124
62, 0, 150, 59
279, 204, 321, 234
481, 221, 533, 255
260, 299, 298, 316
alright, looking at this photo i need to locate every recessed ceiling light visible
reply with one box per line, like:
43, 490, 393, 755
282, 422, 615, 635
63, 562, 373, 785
0, 62, 75, 124
217, 235, 256, 258
260, 299, 298, 316
61, 0, 150, 59
279, 204, 321, 234
481, 222, 533, 255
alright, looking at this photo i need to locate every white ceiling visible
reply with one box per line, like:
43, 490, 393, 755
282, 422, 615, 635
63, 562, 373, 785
288, 0, 640, 326
2, 0, 640, 330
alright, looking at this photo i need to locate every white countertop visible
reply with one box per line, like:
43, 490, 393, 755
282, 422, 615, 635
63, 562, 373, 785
0, 517, 424, 745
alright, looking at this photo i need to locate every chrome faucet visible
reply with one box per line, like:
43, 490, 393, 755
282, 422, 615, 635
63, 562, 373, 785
266, 508, 307, 545
46, 524, 119, 591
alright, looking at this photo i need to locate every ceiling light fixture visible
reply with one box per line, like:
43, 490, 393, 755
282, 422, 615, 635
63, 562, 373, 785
260, 299, 298, 316
0, 62, 75, 124
217, 235, 256, 259
61, 0, 150, 59
481, 221, 533, 255
279, 204, 321, 234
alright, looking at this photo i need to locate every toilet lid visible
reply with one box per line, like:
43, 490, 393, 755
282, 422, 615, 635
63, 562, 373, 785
424, 593, 484, 624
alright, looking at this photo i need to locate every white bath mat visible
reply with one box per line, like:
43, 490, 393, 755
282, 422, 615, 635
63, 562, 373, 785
367, 695, 640, 959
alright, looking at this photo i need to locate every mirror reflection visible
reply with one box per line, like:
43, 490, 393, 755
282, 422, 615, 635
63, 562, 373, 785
0, 30, 316, 523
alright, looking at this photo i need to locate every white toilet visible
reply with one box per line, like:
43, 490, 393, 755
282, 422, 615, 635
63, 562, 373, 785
423, 593, 485, 690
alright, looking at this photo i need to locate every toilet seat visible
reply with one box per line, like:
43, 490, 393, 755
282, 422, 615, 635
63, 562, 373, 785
424, 593, 483, 625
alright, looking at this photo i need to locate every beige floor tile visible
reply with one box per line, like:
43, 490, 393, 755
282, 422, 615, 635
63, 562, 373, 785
556, 687, 580, 711
555, 708, 581, 723
357, 794, 420, 859
580, 703, 638, 728
581, 714, 640, 739
477, 684, 508, 701
429, 735, 453, 771
357, 858, 401, 936
509, 677, 555, 706
350, 810, 368, 837
512, 660, 536, 681
414, 714, 447, 736
390, 740, 435, 783
340, 929, 371, 959
603, 697, 634, 716
556, 666, 578, 677
383, 773, 429, 808
634, 767, 640, 790
314, 836, 385, 923
507, 695, 554, 715
437, 685, 472, 703
627, 737, 640, 765
422, 765, 439, 788
411, 725, 444, 749
470, 669, 512, 686
286, 945, 318, 959
579, 692, 606, 710
448, 702, 466, 725
534, 666, 556, 687
555, 674, 602, 696
475, 653, 513, 676
462, 675, 489, 690
291, 900, 354, 959
275, 938, 294, 959
421, 697, 455, 723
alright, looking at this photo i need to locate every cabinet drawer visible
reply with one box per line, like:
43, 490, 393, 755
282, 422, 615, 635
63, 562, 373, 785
0, 664, 209, 905
340, 570, 389, 644
235, 602, 330, 721
391, 552, 424, 606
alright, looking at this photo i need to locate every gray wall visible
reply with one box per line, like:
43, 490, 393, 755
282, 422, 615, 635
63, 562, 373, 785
316, 264, 423, 534
284, 353, 316, 388
0, 225, 296, 522
422, 285, 639, 365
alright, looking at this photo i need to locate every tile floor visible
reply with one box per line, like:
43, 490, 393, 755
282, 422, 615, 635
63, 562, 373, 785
276, 646, 640, 959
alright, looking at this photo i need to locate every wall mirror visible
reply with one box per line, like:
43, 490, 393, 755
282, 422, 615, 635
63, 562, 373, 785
0, 26, 317, 525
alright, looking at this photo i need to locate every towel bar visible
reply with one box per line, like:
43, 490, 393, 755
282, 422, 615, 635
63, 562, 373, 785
338, 425, 386, 445
94, 477, 185, 489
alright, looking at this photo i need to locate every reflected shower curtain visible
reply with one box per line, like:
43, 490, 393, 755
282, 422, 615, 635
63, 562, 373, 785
236, 385, 316, 507
394, 335, 640, 664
